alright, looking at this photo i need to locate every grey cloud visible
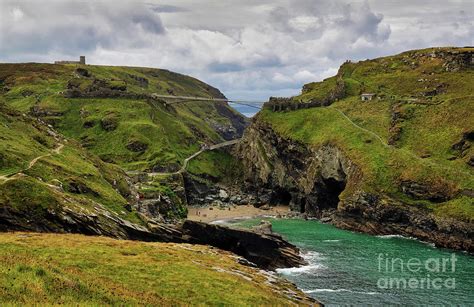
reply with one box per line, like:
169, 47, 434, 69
266, 1, 389, 45
251, 56, 282, 68
149, 4, 188, 13
208, 61, 244, 73
338, 2, 390, 43
0, 1, 164, 56
131, 13, 164, 34
0, 0, 472, 101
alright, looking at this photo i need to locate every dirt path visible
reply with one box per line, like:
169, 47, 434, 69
0, 143, 64, 185
146, 139, 241, 177
333, 107, 473, 177
333, 108, 389, 148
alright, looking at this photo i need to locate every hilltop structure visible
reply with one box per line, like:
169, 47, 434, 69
361, 93, 375, 101
55, 56, 85, 65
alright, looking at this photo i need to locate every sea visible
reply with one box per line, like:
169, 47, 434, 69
224, 218, 474, 306
228, 103, 261, 118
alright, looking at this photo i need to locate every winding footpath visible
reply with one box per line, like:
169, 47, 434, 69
333, 108, 389, 148
0, 143, 64, 185
332, 107, 473, 177
139, 139, 240, 178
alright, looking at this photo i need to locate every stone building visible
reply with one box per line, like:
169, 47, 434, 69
361, 93, 375, 101
55, 56, 86, 65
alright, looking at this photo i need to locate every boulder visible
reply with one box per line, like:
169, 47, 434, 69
101, 115, 119, 131
252, 220, 273, 234
400, 180, 451, 202
66, 180, 98, 196
126, 140, 148, 152
218, 189, 229, 200
468, 156, 474, 167
75, 67, 91, 77
83, 120, 95, 128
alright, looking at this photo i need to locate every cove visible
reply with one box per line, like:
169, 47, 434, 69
225, 218, 474, 305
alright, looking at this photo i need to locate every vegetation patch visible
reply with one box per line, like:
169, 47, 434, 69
260, 47, 474, 222
0, 233, 305, 305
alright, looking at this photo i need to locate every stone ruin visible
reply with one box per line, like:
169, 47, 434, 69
55, 56, 86, 65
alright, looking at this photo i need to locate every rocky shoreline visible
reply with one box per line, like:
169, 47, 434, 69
0, 201, 308, 270
233, 117, 474, 254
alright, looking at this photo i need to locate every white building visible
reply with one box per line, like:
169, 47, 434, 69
361, 93, 375, 101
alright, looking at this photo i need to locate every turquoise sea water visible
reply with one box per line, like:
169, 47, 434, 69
225, 218, 474, 306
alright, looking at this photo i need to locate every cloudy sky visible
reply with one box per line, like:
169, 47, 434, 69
0, 0, 473, 100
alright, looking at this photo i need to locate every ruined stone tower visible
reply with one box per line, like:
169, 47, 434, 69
54, 56, 86, 65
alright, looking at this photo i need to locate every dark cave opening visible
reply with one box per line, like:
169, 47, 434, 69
270, 188, 292, 206
265, 175, 347, 215
299, 197, 307, 213
318, 177, 346, 210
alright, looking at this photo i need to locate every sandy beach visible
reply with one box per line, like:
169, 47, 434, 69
187, 205, 290, 223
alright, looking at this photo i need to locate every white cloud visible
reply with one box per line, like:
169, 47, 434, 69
0, 0, 472, 101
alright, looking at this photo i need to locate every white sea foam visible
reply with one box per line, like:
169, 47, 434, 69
376, 234, 407, 239
301, 250, 325, 263
376, 234, 436, 247
277, 250, 326, 275
322, 239, 340, 242
304, 289, 378, 295
210, 220, 228, 225
276, 263, 323, 275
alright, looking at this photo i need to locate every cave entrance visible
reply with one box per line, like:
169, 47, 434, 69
300, 197, 307, 213
318, 177, 346, 210
270, 188, 292, 206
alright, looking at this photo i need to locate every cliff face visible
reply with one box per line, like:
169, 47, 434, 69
234, 47, 474, 252
236, 116, 474, 252
236, 118, 355, 214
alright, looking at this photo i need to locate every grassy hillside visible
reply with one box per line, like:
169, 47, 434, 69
0, 62, 248, 227
260, 47, 474, 222
0, 102, 146, 230
0, 63, 246, 173
0, 232, 310, 305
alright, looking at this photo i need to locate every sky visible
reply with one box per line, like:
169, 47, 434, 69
0, 0, 473, 101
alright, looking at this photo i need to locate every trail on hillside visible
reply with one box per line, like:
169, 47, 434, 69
333, 108, 389, 148
332, 107, 473, 177
0, 143, 64, 185
138, 139, 240, 178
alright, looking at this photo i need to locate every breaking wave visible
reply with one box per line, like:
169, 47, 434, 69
276, 251, 325, 275
304, 289, 379, 295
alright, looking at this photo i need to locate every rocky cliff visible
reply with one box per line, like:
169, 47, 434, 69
236, 117, 474, 252
235, 47, 473, 253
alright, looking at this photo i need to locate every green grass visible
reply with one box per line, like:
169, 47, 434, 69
260, 47, 474, 221
0, 62, 247, 226
0, 63, 244, 173
0, 104, 143, 226
429, 196, 474, 223
188, 150, 243, 182
0, 232, 305, 305
0, 106, 52, 173
298, 76, 338, 102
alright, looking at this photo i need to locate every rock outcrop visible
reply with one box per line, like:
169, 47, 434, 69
182, 220, 306, 270
332, 192, 473, 251
235, 118, 355, 216
0, 200, 183, 243
235, 117, 474, 252
0, 202, 305, 270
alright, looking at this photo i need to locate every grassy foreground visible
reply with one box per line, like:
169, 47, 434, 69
0, 232, 308, 305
